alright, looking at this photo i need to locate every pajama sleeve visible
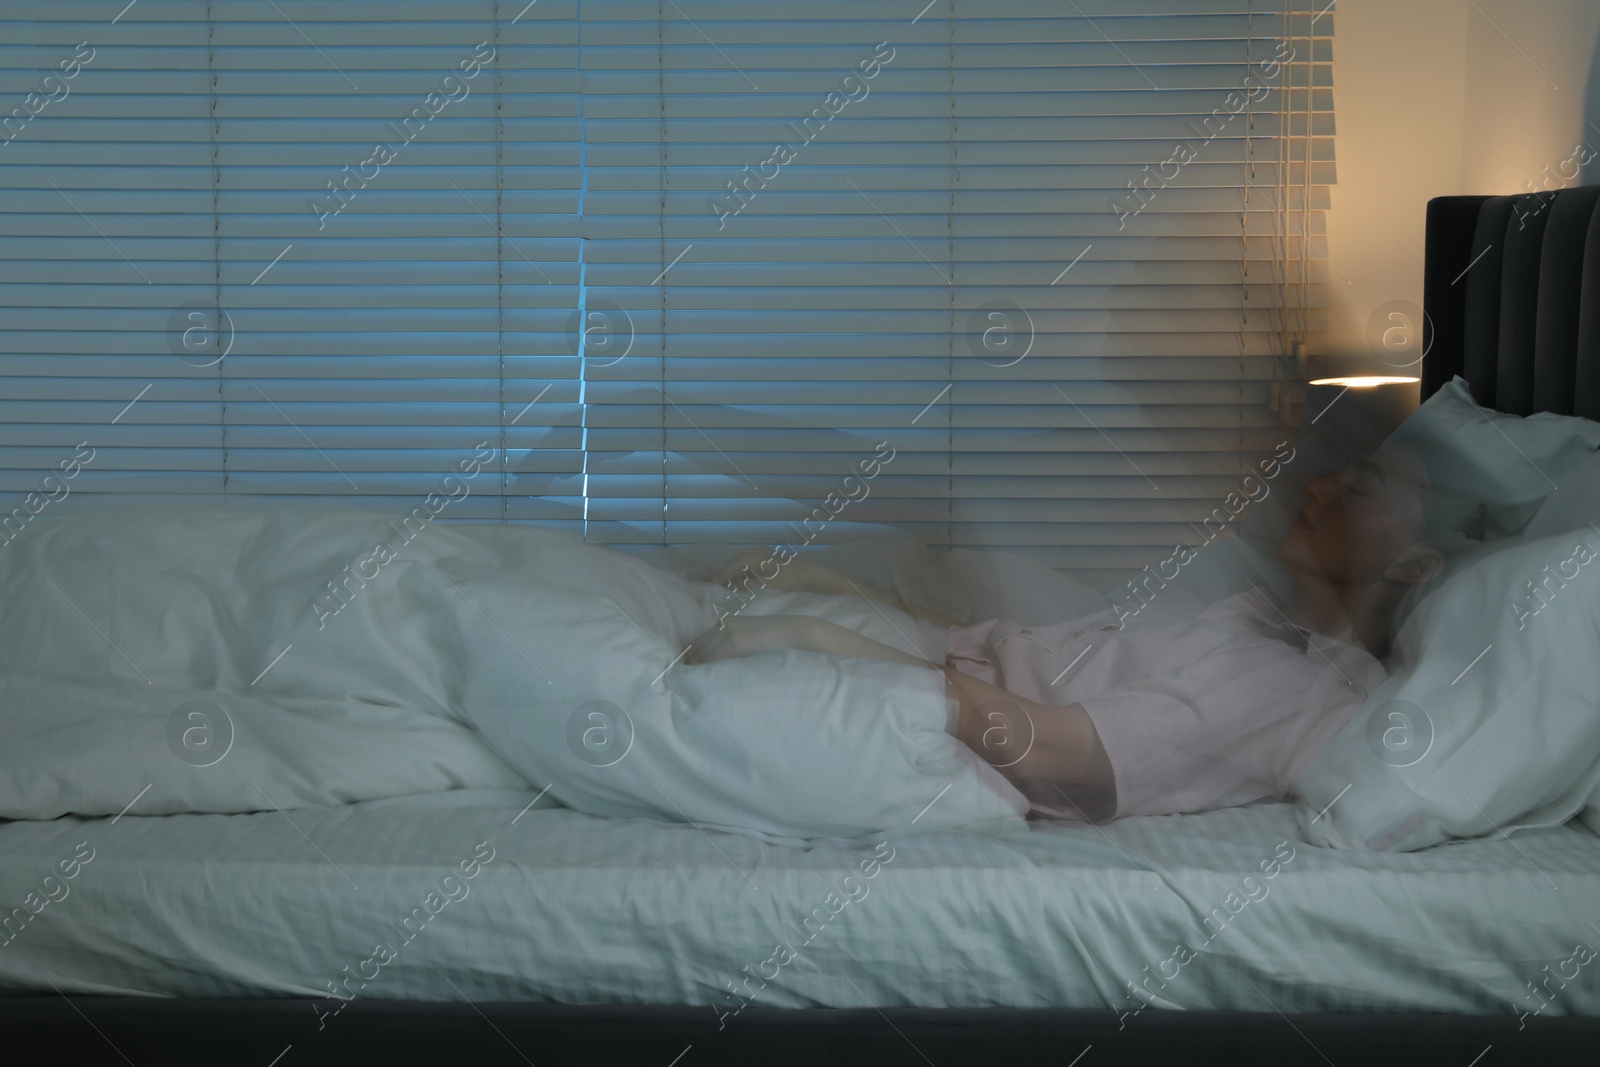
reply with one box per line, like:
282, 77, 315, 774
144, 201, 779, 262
1074, 639, 1364, 818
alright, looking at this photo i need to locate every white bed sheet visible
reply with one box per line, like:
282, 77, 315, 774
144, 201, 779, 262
2, 786, 1597, 1017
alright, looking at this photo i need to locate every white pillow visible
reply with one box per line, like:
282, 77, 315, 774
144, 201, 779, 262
1385, 376, 1600, 538
449, 557, 1031, 845
1523, 446, 1600, 541
1293, 527, 1600, 850
0, 672, 538, 820
0, 505, 542, 820
1519, 449, 1600, 834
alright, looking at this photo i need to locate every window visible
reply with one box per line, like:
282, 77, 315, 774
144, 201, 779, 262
0, 0, 1333, 589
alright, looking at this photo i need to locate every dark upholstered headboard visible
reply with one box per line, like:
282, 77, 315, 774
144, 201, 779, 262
1422, 185, 1600, 420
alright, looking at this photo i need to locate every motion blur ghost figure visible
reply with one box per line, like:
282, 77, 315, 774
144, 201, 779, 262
689, 441, 1465, 822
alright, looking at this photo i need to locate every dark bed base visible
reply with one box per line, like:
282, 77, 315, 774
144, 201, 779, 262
7, 998, 1599, 1066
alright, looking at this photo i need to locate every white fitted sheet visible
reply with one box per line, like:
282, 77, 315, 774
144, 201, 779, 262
2, 787, 1597, 1016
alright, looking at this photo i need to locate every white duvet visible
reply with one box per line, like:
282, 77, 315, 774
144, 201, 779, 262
0, 506, 1026, 841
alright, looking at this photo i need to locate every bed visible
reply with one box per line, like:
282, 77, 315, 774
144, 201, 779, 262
5, 186, 1600, 1064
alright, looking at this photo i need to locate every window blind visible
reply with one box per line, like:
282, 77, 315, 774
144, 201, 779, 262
0, 0, 1334, 590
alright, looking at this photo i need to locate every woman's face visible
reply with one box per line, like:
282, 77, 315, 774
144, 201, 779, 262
1275, 454, 1428, 587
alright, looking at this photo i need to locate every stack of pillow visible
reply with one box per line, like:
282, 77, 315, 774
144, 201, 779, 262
1293, 377, 1600, 849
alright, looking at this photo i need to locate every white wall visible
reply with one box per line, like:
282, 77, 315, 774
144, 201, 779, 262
1459, 0, 1600, 194
1322, 0, 1600, 407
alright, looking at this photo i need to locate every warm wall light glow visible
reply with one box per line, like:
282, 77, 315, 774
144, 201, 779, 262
1308, 375, 1420, 388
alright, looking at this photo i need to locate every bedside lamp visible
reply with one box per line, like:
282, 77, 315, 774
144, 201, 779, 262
1294, 296, 1427, 451
1300, 349, 1421, 457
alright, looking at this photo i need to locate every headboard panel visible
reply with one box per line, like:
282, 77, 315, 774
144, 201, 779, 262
1422, 185, 1600, 420
1534, 184, 1600, 411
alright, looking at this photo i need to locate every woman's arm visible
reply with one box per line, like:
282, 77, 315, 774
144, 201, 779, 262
940, 665, 1114, 791
752, 616, 1114, 793
682, 615, 1112, 793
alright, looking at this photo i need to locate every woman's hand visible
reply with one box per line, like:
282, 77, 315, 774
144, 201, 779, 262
683, 614, 823, 665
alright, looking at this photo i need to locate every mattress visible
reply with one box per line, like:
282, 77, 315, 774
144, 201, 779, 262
3, 785, 1596, 1017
